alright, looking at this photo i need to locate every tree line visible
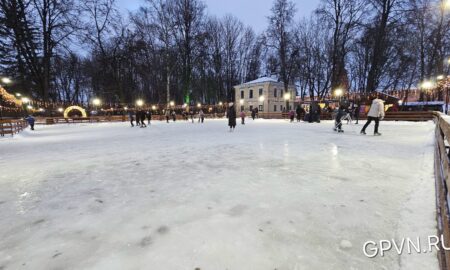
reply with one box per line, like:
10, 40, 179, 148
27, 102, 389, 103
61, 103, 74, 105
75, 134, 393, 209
1, 0, 450, 105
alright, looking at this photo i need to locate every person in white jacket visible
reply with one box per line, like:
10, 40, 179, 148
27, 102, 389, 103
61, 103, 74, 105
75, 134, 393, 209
360, 97, 385, 136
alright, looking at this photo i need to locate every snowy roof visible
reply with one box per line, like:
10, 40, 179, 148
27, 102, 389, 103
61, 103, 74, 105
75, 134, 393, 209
403, 101, 444, 106
241, 77, 280, 86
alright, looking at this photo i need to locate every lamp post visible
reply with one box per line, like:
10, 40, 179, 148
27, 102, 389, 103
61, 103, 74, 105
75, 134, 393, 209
334, 88, 344, 104
259, 95, 265, 115
284, 92, 291, 112
420, 80, 435, 110
92, 98, 101, 114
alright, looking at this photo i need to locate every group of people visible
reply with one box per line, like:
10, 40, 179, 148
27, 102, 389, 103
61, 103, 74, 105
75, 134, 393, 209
333, 96, 384, 135
129, 110, 151, 128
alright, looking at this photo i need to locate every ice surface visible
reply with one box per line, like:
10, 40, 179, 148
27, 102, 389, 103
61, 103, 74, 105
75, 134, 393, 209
0, 119, 439, 270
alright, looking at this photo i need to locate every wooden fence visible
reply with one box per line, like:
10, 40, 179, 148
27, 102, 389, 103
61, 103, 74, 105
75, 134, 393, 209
0, 119, 28, 136
434, 113, 450, 269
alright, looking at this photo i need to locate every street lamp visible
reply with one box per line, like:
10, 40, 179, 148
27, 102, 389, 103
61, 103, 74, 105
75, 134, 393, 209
259, 95, 265, 114
15, 93, 21, 97
1, 77, 12, 84
284, 92, 291, 111
21, 97, 30, 104
58, 108, 64, 113
136, 99, 144, 107
151, 105, 156, 110
170, 101, 175, 107
197, 103, 201, 108
219, 101, 223, 106
92, 98, 101, 106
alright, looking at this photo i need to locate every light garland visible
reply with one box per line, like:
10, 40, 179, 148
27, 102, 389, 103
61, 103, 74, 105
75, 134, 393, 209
0, 86, 22, 107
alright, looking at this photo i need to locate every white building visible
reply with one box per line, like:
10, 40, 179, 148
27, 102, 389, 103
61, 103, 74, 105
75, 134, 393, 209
234, 77, 296, 113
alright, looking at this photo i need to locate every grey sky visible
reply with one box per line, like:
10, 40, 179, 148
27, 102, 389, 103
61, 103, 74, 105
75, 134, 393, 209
116, 0, 321, 33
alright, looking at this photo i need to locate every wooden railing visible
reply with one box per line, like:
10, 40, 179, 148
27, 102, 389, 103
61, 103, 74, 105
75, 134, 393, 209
0, 119, 28, 136
434, 113, 450, 270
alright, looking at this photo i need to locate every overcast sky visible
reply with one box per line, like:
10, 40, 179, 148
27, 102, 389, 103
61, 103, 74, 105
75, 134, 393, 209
116, 0, 321, 33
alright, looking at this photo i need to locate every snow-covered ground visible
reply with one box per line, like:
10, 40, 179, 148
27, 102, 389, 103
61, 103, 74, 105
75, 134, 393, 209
0, 119, 438, 270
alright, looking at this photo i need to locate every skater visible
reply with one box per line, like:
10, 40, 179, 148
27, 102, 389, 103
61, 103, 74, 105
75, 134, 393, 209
25, 115, 35, 130
128, 110, 135, 127
165, 109, 170, 123
198, 109, 205, 123
227, 103, 237, 132
289, 110, 295, 122
190, 109, 194, 123
139, 110, 147, 127
353, 103, 360, 124
135, 110, 140, 126
251, 108, 256, 120
146, 110, 152, 125
334, 105, 346, 133
361, 97, 385, 136
240, 110, 246, 125
171, 110, 176, 122
296, 106, 304, 122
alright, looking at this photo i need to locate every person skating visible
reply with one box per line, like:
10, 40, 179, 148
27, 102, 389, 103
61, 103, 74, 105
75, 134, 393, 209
251, 108, 256, 120
165, 109, 170, 123
135, 110, 140, 126
199, 109, 205, 123
289, 110, 295, 122
227, 103, 237, 132
139, 110, 147, 128
361, 97, 385, 136
240, 110, 246, 125
353, 103, 360, 125
334, 105, 346, 133
146, 110, 152, 125
25, 115, 35, 130
128, 110, 135, 127
171, 110, 176, 122
296, 106, 303, 122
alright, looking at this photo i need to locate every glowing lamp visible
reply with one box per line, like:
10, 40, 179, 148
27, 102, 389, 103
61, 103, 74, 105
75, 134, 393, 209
1, 77, 12, 84
92, 98, 101, 106
136, 99, 144, 107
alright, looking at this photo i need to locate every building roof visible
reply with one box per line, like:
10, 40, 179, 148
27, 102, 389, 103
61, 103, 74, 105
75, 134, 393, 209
240, 77, 280, 86
403, 101, 444, 106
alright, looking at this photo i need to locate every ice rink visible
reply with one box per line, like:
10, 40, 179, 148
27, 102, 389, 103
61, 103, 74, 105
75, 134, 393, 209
0, 119, 439, 270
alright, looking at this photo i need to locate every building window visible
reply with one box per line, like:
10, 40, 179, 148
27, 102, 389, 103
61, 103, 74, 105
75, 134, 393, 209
259, 88, 263, 96
274, 88, 277, 97
249, 89, 253, 99
273, 105, 277, 112
241, 90, 244, 99
241, 106, 244, 112
259, 105, 263, 111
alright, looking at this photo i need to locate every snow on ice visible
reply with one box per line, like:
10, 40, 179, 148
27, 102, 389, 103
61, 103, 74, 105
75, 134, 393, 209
0, 119, 439, 269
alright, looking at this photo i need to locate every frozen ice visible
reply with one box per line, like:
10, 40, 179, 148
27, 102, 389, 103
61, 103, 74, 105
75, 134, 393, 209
0, 119, 439, 269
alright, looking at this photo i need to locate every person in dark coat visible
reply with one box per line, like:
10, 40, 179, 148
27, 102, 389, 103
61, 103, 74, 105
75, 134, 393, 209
135, 110, 140, 126
139, 110, 147, 127
25, 115, 35, 130
251, 108, 256, 120
146, 110, 152, 125
296, 106, 302, 122
227, 103, 237, 132
334, 105, 347, 133
128, 110, 135, 127
353, 103, 360, 124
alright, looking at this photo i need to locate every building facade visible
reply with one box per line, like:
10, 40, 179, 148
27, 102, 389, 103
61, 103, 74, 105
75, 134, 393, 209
234, 77, 296, 113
